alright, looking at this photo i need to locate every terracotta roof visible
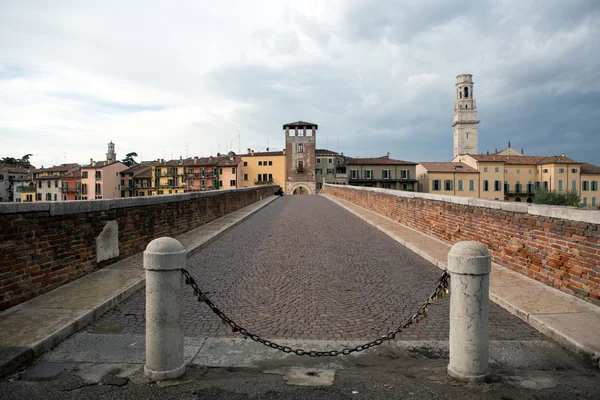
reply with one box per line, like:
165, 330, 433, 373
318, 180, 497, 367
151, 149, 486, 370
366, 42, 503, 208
580, 162, 600, 174
316, 149, 339, 155
537, 155, 580, 164
346, 157, 417, 166
32, 163, 79, 173
137, 169, 153, 178
81, 161, 127, 169
418, 162, 479, 173
283, 121, 318, 129
243, 151, 285, 157
216, 157, 242, 167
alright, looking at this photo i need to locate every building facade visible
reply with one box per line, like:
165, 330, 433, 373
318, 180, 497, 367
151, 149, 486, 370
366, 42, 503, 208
284, 121, 317, 194
0, 166, 29, 202
347, 157, 418, 190
315, 149, 348, 192
240, 150, 286, 189
31, 163, 80, 202
417, 162, 480, 197
452, 74, 479, 158
217, 155, 242, 190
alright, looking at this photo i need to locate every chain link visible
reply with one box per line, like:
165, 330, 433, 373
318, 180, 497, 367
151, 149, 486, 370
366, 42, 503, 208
181, 268, 450, 357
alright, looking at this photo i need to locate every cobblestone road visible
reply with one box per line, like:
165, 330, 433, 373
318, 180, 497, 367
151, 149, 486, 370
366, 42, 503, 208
89, 195, 542, 341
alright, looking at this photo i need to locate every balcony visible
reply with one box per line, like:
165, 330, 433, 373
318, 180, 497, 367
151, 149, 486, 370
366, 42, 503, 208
297, 167, 305, 173
17, 186, 37, 193
254, 180, 274, 185
60, 187, 80, 194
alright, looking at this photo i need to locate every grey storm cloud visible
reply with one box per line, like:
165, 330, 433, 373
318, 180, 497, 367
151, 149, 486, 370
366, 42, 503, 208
1, 0, 599, 166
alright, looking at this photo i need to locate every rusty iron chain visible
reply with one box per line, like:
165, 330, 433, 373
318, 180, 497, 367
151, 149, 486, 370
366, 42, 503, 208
181, 268, 450, 357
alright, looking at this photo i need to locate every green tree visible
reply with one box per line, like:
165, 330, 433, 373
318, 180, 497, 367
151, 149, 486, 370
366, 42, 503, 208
1, 154, 33, 168
533, 188, 581, 207
122, 152, 138, 167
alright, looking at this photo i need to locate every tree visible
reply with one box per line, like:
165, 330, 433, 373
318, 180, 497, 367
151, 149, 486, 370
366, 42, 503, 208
533, 188, 581, 207
122, 152, 138, 167
1, 154, 33, 168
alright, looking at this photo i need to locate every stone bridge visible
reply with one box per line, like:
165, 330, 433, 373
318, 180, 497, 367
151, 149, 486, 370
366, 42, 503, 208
1, 184, 599, 377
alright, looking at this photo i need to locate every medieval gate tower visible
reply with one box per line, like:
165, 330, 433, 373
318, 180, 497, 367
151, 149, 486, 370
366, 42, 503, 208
284, 121, 317, 194
452, 74, 480, 158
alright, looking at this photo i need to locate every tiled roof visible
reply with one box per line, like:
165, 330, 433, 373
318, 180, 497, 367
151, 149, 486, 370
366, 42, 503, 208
316, 149, 339, 155
243, 151, 285, 157
537, 155, 580, 164
32, 163, 79, 173
470, 154, 580, 165
418, 162, 479, 173
137, 169, 153, 178
81, 161, 127, 169
580, 162, 600, 174
346, 157, 417, 166
283, 121, 318, 129
216, 157, 242, 167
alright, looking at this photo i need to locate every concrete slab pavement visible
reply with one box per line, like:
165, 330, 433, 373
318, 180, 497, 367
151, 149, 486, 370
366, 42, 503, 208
0, 195, 279, 378
321, 194, 600, 369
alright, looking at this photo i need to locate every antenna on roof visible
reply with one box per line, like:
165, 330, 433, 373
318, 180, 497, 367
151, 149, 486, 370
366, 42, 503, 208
238, 133, 241, 153
186, 142, 188, 159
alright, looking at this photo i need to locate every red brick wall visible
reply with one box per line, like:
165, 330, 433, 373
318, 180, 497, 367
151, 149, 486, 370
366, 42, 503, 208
0, 187, 275, 310
322, 185, 600, 306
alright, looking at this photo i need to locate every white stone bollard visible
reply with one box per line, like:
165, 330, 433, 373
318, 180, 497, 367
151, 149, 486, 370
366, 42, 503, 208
144, 237, 186, 380
447, 241, 491, 381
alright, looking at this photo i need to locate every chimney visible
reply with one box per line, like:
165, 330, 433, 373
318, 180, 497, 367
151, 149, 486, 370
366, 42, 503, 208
266, 147, 269, 152
508, 140, 511, 148
486, 150, 489, 155
521, 148, 524, 155
90, 158, 93, 165
561, 153, 565, 157
251, 149, 254, 156
247, 148, 251, 154
194, 156, 199, 163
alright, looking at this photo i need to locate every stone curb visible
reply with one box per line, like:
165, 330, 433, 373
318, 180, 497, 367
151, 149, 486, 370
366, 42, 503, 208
321, 194, 600, 369
0, 195, 279, 379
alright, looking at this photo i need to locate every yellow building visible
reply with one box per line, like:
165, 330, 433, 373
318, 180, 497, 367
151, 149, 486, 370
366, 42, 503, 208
416, 162, 480, 197
151, 160, 186, 195
580, 163, 600, 208
240, 150, 286, 189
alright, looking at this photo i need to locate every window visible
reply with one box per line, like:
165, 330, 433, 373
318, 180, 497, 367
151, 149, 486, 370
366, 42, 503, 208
484, 167, 488, 172
230, 180, 236, 187
582, 181, 589, 191
543, 169, 548, 173
592, 181, 598, 191
54, 193, 57, 201
81, 184, 87, 194
188, 168, 193, 173
232, 168, 236, 174
464, 87, 469, 98
515, 182, 521, 193
54, 180, 59, 187
268, 161, 272, 166
351, 169, 359, 179
382, 170, 390, 179
572, 180, 577, 190
571, 168, 578, 173
298, 161, 304, 171
219, 180, 223, 188
243, 174, 248, 181
593, 197, 596, 207
326, 168, 334, 174
219, 168, 223, 174
364, 170, 372, 179
558, 180, 563, 191
494, 167, 499, 172
46, 193, 51, 201
494, 180, 502, 191
258, 161, 262, 166
516, 169, 520, 174
47, 180, 51, 188
316, 168, 322, 174
298, 143, 304, 153
529, 169, 532, 174
504, 182, 510, 192
37, 193, 41, 201
401, 170, 409, 179
243, 161, 248, 167
95, 171, 101, 179
544, 181, 548, 190
82, 171, 88, 178
328, 158, 333, 164
527, 182, 535, 193
583, 198, 587, 206
432, 180, 441, 191
469, 180, 475, 191
504, 169, 508, 174
268, 174, 273, 181
559, 168, 565, 173
458, 180, 463, 191
316, 158, 321, 164
444, 180, 453, 191
483, 180, 489, 191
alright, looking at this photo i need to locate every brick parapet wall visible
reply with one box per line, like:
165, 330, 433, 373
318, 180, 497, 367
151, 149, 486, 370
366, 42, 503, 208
0, 186, 276, 311
322, 184, 600, 306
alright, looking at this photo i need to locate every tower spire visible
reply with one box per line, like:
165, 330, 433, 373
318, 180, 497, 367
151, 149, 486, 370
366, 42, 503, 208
452, 74, 480, 158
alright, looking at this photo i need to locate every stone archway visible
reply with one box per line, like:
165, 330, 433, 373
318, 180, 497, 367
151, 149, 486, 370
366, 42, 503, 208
293, 186, 308, 195
526, 197, 533, 203
515, 197, 522, 202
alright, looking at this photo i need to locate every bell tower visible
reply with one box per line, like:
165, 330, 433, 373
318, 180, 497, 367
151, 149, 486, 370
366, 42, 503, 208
452, 74, 479, 158
106, 141, 117, 162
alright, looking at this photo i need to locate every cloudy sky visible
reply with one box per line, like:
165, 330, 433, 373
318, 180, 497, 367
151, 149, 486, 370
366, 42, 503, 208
1, 0, 599, 168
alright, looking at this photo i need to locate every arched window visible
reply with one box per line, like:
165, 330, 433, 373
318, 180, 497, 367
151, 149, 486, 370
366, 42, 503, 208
460, 90, 462, 99
464, 87, 469, 98
465, 104, 468, 109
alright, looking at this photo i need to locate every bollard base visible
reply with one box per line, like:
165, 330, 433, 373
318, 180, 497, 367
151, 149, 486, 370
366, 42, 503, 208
144, 363, 186, 381
447, 364, 489, 382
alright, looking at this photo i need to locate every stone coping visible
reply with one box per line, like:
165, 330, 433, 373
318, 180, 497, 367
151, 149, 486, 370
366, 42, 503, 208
323, 184, 600, 225
0, 186, 278, 216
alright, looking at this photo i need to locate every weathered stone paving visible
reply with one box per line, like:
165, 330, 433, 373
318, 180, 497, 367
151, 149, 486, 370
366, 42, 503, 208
88, 195, 542, 341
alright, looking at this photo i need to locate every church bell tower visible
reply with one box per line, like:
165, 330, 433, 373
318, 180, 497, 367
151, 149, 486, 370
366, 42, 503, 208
452, 74, 479, 158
